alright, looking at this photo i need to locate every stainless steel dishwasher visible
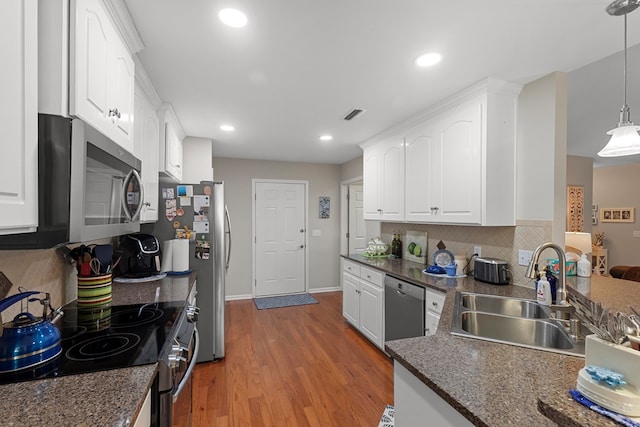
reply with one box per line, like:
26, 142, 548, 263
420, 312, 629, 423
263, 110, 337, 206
384, 275, 426, 341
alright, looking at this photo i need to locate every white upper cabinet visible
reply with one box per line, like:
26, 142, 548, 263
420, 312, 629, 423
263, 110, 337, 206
70, 0, 135, 153
134, 83, 160, 223
430, 99, 482, 224
0, 0, 38, 235
405, 121, 438, 223
158, 103, 184, 183
363, 78, 521, 226
363, 135, 404, 221
182, 137, 214, 183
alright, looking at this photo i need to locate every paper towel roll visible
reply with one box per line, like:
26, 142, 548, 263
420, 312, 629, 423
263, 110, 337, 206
160, 240, 173, 273
172, 239, 190, 272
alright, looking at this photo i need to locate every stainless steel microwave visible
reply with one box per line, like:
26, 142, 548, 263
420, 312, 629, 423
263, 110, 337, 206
0, 114, 143, 249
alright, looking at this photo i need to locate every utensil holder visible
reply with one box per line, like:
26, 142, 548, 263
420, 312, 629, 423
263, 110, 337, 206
77, 273, 112, 308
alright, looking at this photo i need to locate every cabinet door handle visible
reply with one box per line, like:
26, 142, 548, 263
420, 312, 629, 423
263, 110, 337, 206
108, 107, 121, 119
432, 301, 438, 307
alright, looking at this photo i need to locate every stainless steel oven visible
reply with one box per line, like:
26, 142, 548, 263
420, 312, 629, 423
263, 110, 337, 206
158, 286, 199, 427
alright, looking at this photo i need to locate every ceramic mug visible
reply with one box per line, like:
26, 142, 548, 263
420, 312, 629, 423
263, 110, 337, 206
445, 263, 457, 276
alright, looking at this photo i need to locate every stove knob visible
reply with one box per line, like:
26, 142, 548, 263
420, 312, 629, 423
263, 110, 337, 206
186, 305, 200, 323
168, 350, 187, 369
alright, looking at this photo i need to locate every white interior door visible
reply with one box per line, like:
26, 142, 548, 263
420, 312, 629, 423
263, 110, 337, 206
348, 184, 366, 254
254, 181, 306, 297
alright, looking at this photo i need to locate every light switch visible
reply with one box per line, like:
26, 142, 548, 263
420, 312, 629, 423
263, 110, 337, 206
633, 230, 640, 238
312, 229, 321, 237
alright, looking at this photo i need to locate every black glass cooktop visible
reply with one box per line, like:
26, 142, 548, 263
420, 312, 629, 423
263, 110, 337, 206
0, 300, 185, 385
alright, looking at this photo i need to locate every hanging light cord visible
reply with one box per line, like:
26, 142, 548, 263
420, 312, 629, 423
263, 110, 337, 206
620, 13, 632, 126
624, 13, 628, 111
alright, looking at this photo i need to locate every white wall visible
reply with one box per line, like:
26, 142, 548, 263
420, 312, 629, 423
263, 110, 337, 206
212, 157, 341, 298
516, 72, 567, 243
340, 156, 363, 182
593, 163, 640, 267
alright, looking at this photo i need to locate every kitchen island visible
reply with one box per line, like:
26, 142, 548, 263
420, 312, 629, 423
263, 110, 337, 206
343, 254, 638, 427
0, 273, 196, 427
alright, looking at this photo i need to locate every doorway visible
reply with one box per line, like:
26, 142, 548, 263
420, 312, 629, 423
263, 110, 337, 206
340, 178, 366, 255
252, 180, 308, 297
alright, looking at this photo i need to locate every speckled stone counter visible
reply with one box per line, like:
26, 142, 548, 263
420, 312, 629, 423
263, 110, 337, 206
0, 273, 196, 427
343, 254, 640, 427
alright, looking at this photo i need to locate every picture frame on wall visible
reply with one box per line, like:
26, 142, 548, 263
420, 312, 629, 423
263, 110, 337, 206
319, 196, 330, 219
600, 207, 634, 223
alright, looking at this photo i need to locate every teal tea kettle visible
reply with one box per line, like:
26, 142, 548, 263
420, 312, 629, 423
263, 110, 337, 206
0, 291, 63, 373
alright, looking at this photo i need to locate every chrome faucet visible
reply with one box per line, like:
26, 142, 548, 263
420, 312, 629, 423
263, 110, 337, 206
525, 242, 569, 306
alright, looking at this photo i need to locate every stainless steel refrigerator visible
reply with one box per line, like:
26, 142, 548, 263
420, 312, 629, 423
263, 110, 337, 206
142, 181, 230, 362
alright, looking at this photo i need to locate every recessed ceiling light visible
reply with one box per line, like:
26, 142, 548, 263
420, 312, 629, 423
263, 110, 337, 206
319, 135, 333, 141
415, 52, 442, 67
218, 8, 247, 28
220, 124, 235, 132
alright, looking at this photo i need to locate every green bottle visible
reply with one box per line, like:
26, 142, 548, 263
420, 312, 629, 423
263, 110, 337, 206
392, 233, 402, 258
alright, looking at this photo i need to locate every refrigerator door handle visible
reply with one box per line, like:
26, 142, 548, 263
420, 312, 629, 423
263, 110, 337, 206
225, 205, 232, 270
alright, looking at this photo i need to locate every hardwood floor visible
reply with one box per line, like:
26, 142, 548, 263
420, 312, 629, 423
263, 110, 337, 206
192, 291, 394, 426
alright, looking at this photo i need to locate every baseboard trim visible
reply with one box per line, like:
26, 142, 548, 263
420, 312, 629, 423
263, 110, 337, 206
225, 286, 341, 301
309, 286, 341, 293
225, 293, 253, 301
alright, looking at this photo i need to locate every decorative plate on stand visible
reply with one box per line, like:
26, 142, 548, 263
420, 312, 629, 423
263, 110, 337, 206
433, 249, 454, 267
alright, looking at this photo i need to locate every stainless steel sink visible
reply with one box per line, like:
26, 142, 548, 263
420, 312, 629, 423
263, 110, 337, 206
451, 292, 585, 356
461, 293, 551, 319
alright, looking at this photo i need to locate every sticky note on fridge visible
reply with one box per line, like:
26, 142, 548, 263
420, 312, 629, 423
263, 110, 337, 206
193, 221, 209, 233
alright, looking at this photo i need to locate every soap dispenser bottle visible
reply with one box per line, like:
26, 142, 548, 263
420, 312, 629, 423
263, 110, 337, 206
536, 272, 552, 305
577, 253, 591, 277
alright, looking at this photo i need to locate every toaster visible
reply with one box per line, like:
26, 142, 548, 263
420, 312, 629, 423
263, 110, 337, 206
473, 257, 510, 285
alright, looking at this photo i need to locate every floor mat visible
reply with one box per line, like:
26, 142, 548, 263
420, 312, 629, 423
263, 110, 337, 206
378, 404, 394, 427
253, 293, 318, 310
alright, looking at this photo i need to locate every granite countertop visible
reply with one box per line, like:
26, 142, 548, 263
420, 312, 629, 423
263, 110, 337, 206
344, 254, 639, 427
0, 273, 196, 427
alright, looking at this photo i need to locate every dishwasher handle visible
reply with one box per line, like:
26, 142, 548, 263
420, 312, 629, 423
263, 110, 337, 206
384, 276, 426, 301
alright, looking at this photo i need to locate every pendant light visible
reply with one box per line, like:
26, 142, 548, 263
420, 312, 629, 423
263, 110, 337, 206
598, 5, 640, 157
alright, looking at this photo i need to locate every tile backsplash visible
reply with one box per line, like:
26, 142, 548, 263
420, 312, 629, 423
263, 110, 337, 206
380, 220, 552, 287
0, 248, 74, 320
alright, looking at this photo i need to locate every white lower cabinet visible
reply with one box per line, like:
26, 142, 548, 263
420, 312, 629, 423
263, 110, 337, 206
132, 388, 151, 427
394, 361, 472, 427
424, 287, 445, 336
342, 260, 384, 349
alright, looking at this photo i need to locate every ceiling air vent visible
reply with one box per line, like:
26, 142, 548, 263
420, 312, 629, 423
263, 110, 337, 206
343, 108, 366, 121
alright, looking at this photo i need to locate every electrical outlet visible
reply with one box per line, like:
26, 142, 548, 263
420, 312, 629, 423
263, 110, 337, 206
474, 245, 481, 257
518, 250, 533, 266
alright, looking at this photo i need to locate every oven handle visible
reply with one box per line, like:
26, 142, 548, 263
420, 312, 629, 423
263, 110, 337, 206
172, 326, 199, 402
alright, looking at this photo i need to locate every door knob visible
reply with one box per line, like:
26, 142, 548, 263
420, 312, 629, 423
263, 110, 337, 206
300, 228, 305, 233
299, 245, 305, 249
